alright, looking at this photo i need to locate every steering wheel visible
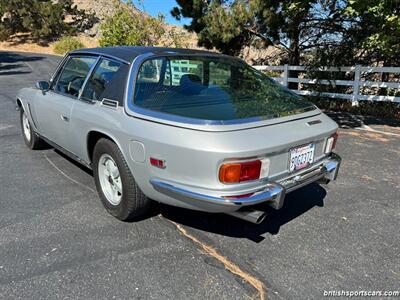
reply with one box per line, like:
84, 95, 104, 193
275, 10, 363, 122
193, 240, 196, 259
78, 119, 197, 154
67, 76, 84, 96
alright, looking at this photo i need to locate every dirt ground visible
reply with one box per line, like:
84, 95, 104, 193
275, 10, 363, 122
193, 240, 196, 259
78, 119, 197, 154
0, 34, 99, 55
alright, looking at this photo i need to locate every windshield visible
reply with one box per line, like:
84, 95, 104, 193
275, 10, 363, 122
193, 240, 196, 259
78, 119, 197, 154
133, 56, 316, 121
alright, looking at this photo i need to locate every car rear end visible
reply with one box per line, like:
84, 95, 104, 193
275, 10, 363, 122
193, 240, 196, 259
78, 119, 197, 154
138, 111, 340, 216
124, 52, 341, 222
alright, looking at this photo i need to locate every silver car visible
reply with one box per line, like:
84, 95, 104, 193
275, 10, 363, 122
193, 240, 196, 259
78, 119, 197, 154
16, 46, 341, 224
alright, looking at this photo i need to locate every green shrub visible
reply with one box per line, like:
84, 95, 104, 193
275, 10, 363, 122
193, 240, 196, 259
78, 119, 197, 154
307, 96, 400, 120
53, 37, 84, 55
0, 1, 95, 43
99, 6, 165, 47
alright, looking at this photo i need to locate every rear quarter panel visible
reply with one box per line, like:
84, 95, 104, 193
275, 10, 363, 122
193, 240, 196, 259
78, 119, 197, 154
70, 103, 337, 210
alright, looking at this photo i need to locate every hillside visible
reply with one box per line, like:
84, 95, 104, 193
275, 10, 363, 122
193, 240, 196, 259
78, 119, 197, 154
74, 0, 198, 47
0, 0, 198, 54
73, 0, 144, 38
0, 0, 278, 63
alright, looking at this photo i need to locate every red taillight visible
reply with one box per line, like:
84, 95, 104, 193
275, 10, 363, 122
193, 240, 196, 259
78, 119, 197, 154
239, 160, 262, 181
219, 160, 261, 183
325, 132, 338, 154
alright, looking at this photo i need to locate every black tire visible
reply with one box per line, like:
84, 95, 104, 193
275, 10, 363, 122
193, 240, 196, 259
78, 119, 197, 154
93, 138, 151, 221
20, 108, 43, 150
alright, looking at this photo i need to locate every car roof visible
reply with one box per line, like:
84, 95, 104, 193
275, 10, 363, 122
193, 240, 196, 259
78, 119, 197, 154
70, 46, 230, 64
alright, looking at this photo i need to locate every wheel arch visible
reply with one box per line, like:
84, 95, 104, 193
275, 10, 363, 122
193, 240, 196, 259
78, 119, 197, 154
16, 98, 23, 108
86, 130, 125, 165
15, 87, 33, 112
16, 97, 38, 131
16, 97, 27, 113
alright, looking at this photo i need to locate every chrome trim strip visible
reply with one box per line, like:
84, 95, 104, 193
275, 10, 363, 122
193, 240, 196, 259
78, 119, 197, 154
49, 55, 100, 101
78, 56, 102, 100
50, 55, 69, 83
69, 51, 131, 65
125, 52, 154, 112
40, 135, 92, 169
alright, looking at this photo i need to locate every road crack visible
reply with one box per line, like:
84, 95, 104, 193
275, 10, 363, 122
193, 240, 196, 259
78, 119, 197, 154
42, 152, 267, 299
168, 219, 266, 300
43, 153, 96, 193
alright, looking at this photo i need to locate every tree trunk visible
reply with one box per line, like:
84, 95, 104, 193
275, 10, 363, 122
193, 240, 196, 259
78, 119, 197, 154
379, 60, 389, 96
288, 33, 300, 90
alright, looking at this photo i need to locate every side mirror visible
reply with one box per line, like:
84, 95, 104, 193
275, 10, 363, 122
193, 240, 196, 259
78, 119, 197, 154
36, 81, 50, 92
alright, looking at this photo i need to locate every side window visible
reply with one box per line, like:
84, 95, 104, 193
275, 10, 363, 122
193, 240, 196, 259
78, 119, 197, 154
137, 58, 163, 83
169, 59, 203, 86
209, 61, 231, 87
53, 56, 97, 97
81, 58, 122, 101
163, 59, 172, 86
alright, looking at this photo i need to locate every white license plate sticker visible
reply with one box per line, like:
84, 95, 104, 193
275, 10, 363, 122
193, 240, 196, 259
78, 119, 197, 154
289, 144, 315, 172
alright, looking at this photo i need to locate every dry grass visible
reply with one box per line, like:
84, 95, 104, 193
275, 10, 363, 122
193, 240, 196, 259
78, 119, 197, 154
0, 33, 99, 55
0, 34, 55, 55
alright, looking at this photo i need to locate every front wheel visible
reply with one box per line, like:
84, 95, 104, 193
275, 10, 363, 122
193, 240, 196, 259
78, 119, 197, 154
20, 109, 43, 150
93, 138, 151, 221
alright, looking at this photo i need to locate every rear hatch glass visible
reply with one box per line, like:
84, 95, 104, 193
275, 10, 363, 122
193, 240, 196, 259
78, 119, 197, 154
133, 56, 316, 122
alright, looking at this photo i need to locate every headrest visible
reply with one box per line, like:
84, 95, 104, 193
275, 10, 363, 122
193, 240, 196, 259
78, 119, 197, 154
180, 74, 202, 85
179, 74, 204, 95
100, 72, 115, 83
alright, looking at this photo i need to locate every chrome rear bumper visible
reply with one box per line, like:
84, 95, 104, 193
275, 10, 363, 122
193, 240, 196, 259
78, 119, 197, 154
150, 153, 341, 211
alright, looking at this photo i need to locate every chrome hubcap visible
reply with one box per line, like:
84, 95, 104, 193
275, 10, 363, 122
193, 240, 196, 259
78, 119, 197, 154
22, 112, 31, 142
98, 154, 122, 205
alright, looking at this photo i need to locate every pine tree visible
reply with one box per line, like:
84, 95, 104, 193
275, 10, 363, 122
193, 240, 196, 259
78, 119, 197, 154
0, 0, 96, 42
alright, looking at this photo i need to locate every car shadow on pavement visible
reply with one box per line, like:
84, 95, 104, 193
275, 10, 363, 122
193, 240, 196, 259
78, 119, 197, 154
325, 111, 400, 129
49, 147, 327, 240
53, 149, 93, 176
159, 183, 326, 242
0, 51, 45, 75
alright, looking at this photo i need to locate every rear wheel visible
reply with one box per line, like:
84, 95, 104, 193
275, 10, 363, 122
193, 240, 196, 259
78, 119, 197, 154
93, 138, 151, 221
20, 109, 43, 150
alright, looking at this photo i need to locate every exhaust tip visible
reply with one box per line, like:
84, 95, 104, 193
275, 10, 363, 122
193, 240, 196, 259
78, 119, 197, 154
255, 212, 267, 224
226, 209, 267, 224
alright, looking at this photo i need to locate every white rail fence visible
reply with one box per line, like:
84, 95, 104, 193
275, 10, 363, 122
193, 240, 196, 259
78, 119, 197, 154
253, 65, 400, 105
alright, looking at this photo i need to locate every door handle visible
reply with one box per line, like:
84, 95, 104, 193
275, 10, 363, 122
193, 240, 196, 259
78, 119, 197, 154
61, 115, 69, 122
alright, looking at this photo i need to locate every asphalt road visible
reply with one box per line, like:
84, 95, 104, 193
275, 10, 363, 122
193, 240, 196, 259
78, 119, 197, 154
0, 51, 399, 300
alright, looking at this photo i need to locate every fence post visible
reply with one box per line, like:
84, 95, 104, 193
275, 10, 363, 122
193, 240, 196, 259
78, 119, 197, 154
283, 64, 289, 87
352, 64, 361, 106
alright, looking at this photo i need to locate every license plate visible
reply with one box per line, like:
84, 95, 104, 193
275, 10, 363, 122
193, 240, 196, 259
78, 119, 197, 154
289, 143, 315, 172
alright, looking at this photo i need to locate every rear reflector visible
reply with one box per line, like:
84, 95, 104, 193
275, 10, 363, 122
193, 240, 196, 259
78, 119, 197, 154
150, 157, 166, 169
219, 159, 268, 183
260, 158, 270, 178
224, 193, 255, 199
325, 132, 338, 154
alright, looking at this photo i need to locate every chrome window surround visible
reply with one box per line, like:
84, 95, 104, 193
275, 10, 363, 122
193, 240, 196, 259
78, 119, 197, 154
48, 53, 129, 104
78, 56, 102, 100
124, 53, 319, 131
49, 55, 69, 84
48, 55, 100, 101
69, 51, 131, 65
